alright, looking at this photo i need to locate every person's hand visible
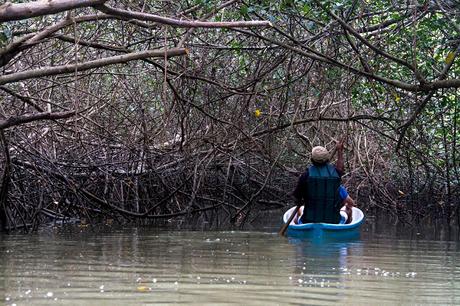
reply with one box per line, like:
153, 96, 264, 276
345, 196, 355, 208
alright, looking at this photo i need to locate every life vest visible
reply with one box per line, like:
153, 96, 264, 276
300, 163, 342, 224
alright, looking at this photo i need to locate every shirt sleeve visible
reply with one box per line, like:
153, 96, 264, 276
338, 185, 349, 201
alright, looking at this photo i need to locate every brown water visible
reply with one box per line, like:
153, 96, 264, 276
0, 221, 459, 305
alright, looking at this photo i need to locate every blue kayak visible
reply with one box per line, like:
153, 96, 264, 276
282, 206, 365, 239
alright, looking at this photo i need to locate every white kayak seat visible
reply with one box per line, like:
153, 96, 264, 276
284, 206, 364, 226
293, 206, 348, 225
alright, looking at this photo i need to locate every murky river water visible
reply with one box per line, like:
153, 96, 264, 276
0, 219, 459, 305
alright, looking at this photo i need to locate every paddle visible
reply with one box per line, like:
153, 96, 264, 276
279, 204, 301, 236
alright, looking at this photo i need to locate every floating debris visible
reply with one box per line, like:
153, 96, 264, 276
137, 286, 151, 292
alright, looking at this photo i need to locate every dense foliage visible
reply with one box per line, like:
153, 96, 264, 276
0, 0, 459, 231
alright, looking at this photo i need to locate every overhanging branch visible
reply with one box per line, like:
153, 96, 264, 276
0, 110, 76, 130
252, 114, 395, 137
0, 0, 107, 22
96, 4, 272, 28
0, 48, 188, 85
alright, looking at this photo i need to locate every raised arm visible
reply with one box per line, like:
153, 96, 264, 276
335, 140, 345, 174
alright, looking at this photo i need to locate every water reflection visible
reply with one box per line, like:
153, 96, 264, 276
289, 236, 363, 270
287, 236, 363, 296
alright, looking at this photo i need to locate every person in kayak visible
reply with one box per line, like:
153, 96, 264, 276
292, 141, 355, 224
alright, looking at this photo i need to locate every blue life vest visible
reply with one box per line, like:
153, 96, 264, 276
300, 163, 342, 224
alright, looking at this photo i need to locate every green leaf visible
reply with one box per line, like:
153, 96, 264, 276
230, 41, 241, 50
0, 32, 7, 44
240, 5, 248, 16
302, 4, 311, 15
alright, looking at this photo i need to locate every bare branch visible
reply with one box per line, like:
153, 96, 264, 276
396, 43, 460, 149
241, 28, 460, 93
0, 85, 44, 112
96, 4, 272, 28
0, 48, 188, 85
252, 114, 395, 138
0, 111, 75, 130
0, 0, 107, 22
0, 14, 115, 68
313, 0, 420, 78
53, 34, 127, 52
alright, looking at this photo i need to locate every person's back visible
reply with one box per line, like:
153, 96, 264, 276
302, 163, 341, 224
293, 144, 347, 224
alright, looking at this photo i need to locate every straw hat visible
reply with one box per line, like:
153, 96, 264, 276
311, 146, 330, 164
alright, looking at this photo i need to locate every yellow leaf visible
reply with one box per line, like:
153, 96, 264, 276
137, 286, 151, 292
254, 109, 261, 118
445, 52, 455, 64
394, 93, 401, 102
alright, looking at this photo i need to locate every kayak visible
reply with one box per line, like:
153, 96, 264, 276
282, 206, 365, 239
